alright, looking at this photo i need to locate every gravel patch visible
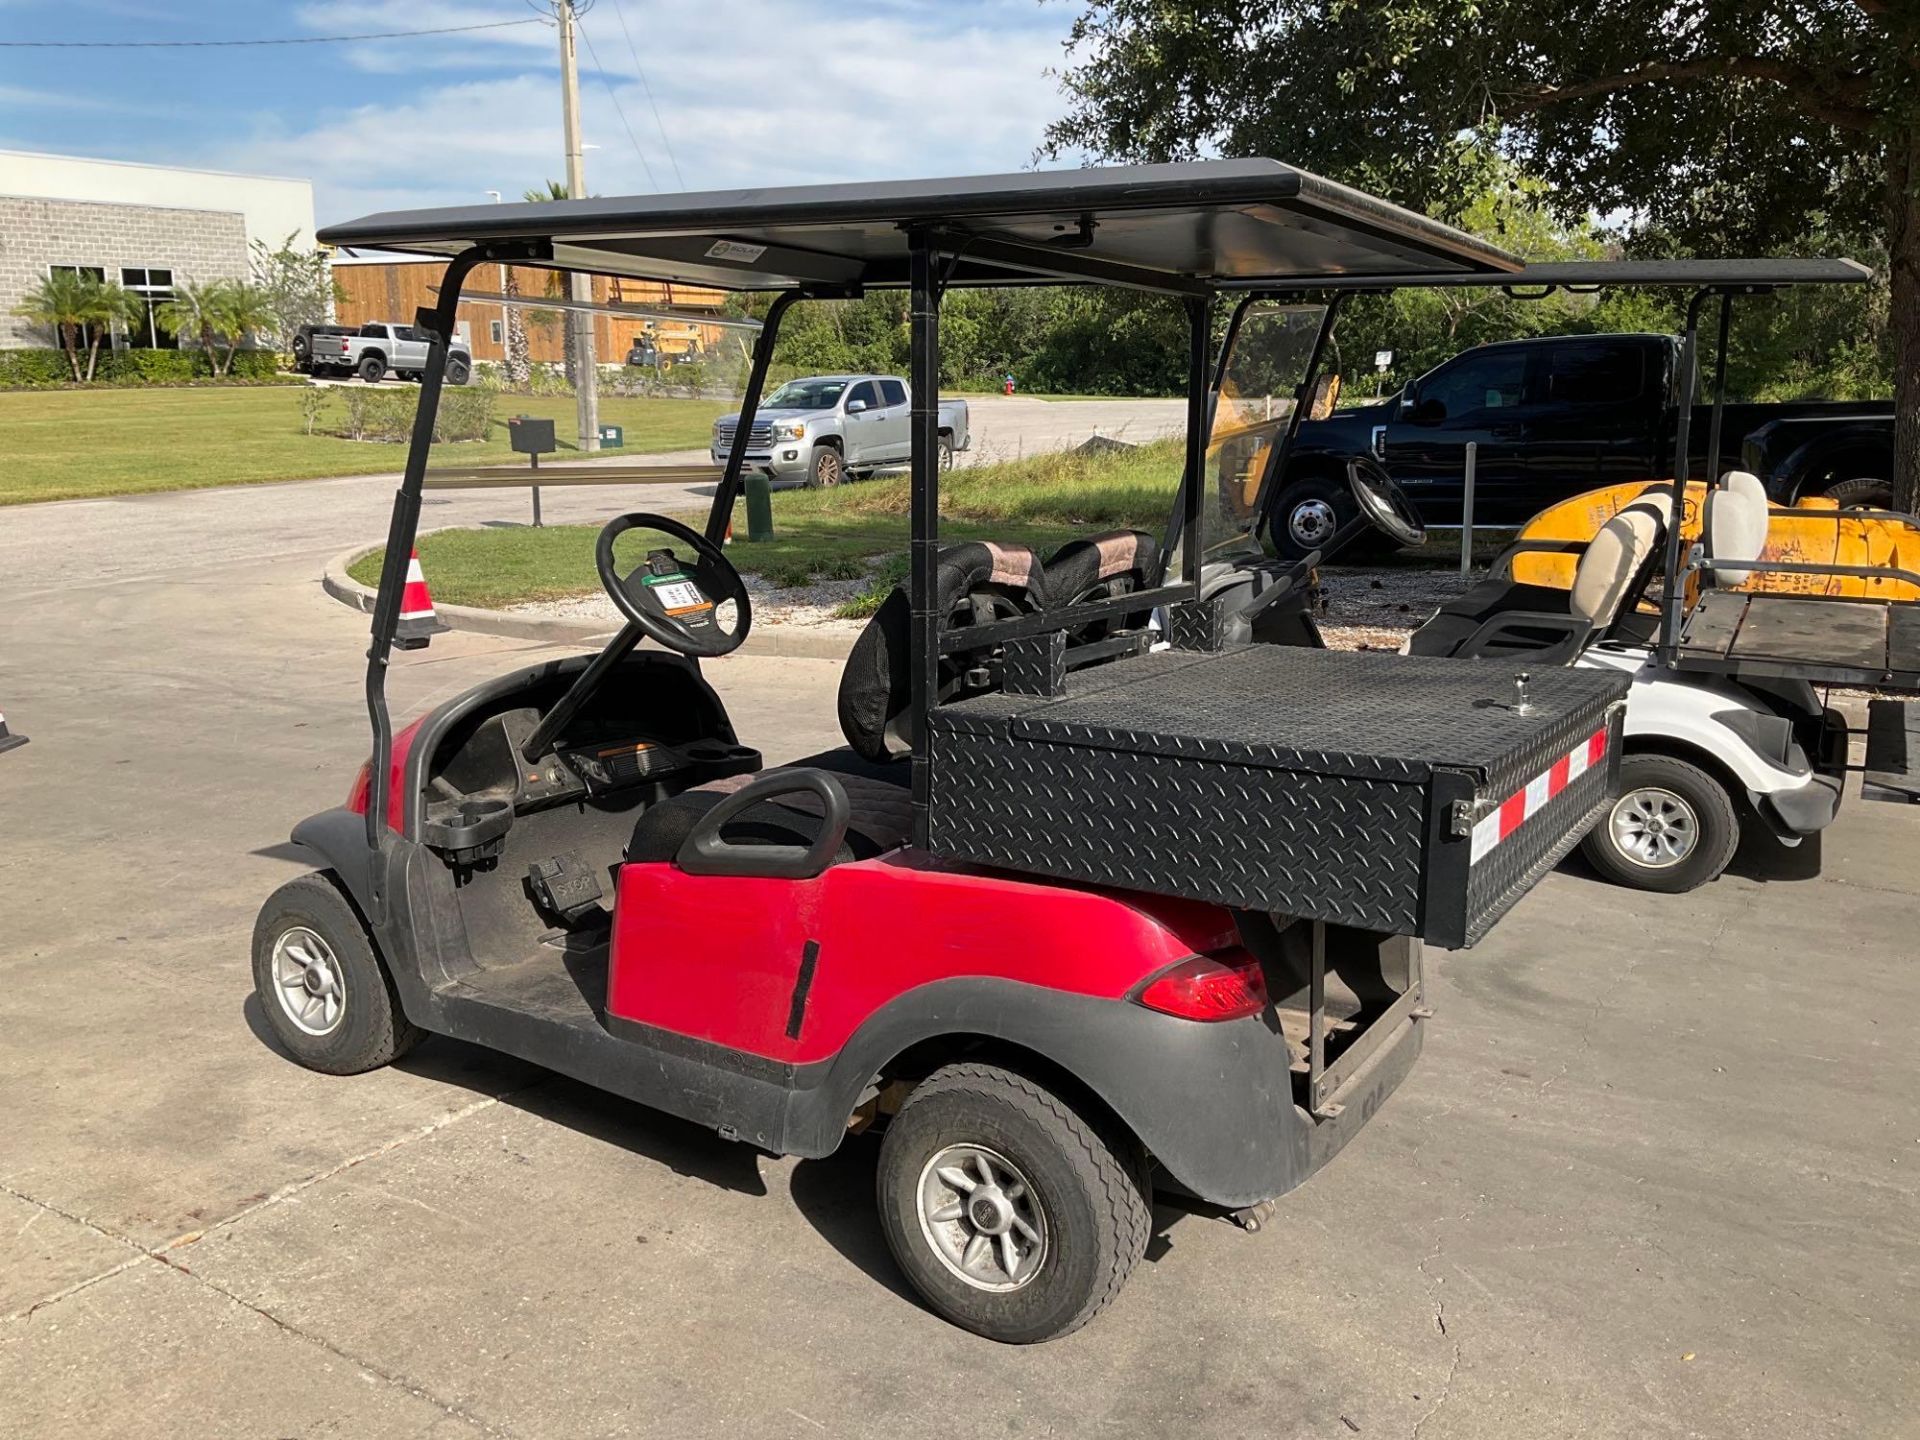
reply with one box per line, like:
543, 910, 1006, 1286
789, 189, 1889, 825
1315, 563, 1464, 651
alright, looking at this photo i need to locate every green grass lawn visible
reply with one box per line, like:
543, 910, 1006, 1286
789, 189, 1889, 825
0, 386, 729, 506
350, 439, 1187, 617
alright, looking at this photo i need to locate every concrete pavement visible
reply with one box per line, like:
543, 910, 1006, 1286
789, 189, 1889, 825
1, 417, 1917, 1436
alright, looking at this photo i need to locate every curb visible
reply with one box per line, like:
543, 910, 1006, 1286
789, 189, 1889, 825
321, 540, 858, 660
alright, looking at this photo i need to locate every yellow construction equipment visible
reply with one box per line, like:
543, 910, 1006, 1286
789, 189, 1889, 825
1506, 479, 1920, 601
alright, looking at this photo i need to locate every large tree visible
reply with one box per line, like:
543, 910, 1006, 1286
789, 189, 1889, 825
1047, 1, 1920, 502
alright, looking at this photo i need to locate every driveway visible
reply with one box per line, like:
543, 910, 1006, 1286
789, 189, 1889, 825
0, 445, 1915, 1436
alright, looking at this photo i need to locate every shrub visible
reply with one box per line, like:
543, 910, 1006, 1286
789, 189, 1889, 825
331, 386, 494, 443
0, 346, 290, 389
435, 388, 495, 442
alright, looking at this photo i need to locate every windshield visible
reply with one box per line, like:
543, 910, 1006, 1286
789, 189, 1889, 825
1167, 304, 1331, 575
763, 378, 848, 410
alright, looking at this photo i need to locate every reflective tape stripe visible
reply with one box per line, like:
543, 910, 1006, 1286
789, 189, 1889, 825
1469, 725, 1610, 866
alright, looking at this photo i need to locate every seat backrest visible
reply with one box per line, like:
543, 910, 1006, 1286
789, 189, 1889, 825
1704, 470, 1768, 587
837, 541, 1046, 761
1569, 491, 1672, 632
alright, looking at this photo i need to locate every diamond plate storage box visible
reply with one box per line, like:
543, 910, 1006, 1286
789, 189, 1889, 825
926, 647, 1628, 948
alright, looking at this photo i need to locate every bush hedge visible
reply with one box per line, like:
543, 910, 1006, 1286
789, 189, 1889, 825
329, 386, 495, 443
0, 347, 295, 389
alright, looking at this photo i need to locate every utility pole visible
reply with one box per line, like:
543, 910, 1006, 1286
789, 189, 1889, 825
556, 0, 600, 452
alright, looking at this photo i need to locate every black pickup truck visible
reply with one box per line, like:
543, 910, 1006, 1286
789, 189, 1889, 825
1271, 332, 1895, 559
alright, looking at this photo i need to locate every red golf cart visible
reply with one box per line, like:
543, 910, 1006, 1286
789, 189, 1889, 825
256, 161, 1628, 1343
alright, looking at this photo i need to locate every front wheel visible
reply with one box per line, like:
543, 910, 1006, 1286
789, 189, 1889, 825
808, 444, 844, 488
252, 872, 420, 1073
446, 357, 471, 386
877, 1063, 1151, 1344
1580, 752, 1740, 893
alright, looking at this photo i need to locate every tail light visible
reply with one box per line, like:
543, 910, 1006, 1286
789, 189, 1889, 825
345, 759, 372, 814
1133, 953, 1268, 1022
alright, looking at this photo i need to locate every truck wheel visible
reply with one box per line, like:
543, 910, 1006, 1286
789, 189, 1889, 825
252, 872, 420, 1074
809, 445, 844, 488
1275, 476, 1355, 563
877, 1063, 1151, 1344
938, 434, 956, 471
357, 355, 387, 384
1580, 753, 1740, 893
1822, 477, 1893, 510
447, 357, 471, 386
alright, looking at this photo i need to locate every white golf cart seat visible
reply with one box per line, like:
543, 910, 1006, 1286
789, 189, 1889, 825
1408, 491, 1673, 662
1702, 469, 1769, 587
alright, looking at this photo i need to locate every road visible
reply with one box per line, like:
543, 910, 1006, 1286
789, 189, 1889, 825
0, 400, 1915, 1437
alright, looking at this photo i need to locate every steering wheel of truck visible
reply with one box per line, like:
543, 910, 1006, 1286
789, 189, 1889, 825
596, 512, 752, 657
1345, 456, 1427, 549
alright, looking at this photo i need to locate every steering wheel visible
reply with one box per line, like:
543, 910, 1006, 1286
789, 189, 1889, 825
595, 512, 751, 657
1345, 457, 1427, 548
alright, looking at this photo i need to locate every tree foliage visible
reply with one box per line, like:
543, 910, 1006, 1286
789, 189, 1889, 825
250, 233, 342, 359
156, 278, 276, 377
1047, 0, 1920, 496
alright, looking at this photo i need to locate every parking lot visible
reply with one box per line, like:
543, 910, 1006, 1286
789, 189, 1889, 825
1, 451, 1914, 1437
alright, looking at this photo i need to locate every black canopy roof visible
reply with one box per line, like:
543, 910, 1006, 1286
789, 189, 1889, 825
1223, 257, 1872, 292
316, 160, 1520, 295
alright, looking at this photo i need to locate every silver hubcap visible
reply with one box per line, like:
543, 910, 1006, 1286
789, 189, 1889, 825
1291, 498, 1336, 546
1609, 787, 1699, 868
917, 1145, 1048, 1292
271, 927, 346, 1036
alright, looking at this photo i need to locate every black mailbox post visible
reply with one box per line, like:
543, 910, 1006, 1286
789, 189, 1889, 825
506, 415, 558, 525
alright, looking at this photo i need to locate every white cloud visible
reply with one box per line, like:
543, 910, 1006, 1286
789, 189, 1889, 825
216, 0, 1082, 223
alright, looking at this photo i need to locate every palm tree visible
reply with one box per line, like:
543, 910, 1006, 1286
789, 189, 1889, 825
157, 279, 276, 376
523, 181, 580, 387
10, 270, 139, 381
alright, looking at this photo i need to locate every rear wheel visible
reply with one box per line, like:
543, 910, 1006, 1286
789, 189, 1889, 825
252, 872, 420, 1074
1822, 476, 1893, 510
809, 444, 844, 488
357, 355, 387, 384
876, 1063, 1151, 1344
1580, 752, 1740, 893
937, 433, 956, 471
1274, 475, 1356, 563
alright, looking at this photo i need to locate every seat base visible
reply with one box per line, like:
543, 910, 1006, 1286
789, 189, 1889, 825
1407, 580, 1576, 659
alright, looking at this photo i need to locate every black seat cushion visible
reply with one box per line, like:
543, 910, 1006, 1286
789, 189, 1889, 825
837, 541, 1046, 761
1405, 579, 1575, 658
626, 745, 911, 867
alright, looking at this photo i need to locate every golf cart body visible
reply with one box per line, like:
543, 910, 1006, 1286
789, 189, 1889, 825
264, 161, 1628, 1342
1235, 259, 1920, 889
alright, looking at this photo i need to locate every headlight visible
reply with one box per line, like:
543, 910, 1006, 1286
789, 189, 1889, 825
773, 420, 807, 441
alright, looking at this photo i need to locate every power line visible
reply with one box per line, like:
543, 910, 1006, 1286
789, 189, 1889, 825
608, 0, 685, 189
575, 17, 660, 190
0, 18, 547, 49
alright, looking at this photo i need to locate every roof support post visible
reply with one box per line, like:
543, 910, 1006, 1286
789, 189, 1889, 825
706, 289, 799, 544
1658, 287, 1714, 662
1179, 293, 1214, 589
364, 245, 489, 870
907, 229, 942, 850
1703, 290, 1735, 494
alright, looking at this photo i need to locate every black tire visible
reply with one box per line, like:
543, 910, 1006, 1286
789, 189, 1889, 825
447, 357, 471, 386
251, 872, 421, 1074
876, 1062, 1151, 1344
357, 355, 387, 384
937, 433, 956, 471
809, 444, 844, 488
1821, 476, 1893, 510
1273, 474, 1357, 563
1580, 752, 1741, 894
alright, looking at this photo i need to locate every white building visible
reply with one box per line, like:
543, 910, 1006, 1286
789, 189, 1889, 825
0, 150, 316, 349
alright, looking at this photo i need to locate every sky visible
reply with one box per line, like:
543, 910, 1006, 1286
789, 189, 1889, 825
0, 0, 1092, 226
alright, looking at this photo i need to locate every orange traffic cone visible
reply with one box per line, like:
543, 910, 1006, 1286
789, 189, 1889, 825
723, 519, 734, 546
0, 709, 25, 754
394, 548, 450, 650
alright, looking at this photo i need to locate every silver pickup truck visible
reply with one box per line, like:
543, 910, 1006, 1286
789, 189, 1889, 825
311, 322, 473, 386
711, 374, 970, 486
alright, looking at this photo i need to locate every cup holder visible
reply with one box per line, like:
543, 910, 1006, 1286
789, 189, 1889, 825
683, 741, 762, 782
421, 797, 514, 865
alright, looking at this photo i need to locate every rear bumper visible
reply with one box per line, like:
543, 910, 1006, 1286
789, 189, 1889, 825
1752, 709, 1849, 838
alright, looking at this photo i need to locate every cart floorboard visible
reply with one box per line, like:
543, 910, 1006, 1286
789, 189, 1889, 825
1673, 591, 1920, 688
